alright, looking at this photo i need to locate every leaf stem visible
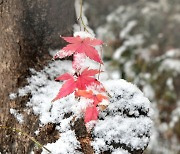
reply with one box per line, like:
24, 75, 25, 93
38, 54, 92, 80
0, 125, 51, 153
77, 0, 89, 32
97, 46, 103, 80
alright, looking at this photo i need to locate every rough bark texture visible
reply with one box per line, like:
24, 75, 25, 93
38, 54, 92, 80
0, 0, 75, 153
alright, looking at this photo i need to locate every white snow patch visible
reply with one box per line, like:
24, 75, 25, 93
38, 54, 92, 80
165, 49, 180, 58
16, 60, 76, 125
92, 79, 153, 153
73, 53, 86, 71
113, 34, 144, 60
170, 101, 180, 128
113, 46, 127, 60
10, 109, 24, 124
9, 93, 17, 100
112, 148, 129, 154
159, 59, 180, 74
166, 78, 174, 90
110, 70, 121, 79
120, 20, 137, 39
42, 130, 81, 154
143, 84, 155, 100
124, 61, 136, 79
74, 31, 94, 39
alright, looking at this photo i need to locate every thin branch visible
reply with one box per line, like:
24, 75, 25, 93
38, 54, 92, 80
77, 0, 89, 32
97, 46, 103, 80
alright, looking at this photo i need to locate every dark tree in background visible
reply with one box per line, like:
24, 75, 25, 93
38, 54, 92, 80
0, 0, 75, 153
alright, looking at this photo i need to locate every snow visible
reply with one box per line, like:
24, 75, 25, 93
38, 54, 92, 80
170, 101, 180, 128
42, 130, 81, 154
166, 78, 174, 91
9, 93, 17, 100
155, 49, 180, 62
165, 49, 180, 58
10, 109, 24, 124
113, 46, 126, 60
72, 53, 86, 70
143, 84, 155, 100
110, 70, 121, 80
12, 59, 82, 153
111, 148, 129, 154
74, 31, 94, 39
113, 34, 144, 60
120, 20, 137, 39
11, 58, 153, 153
104, 80, 152, 117
54, 49, 74, 59
124, 61, 136, 79
91, 80, 153, 153
159, 59, 180, 74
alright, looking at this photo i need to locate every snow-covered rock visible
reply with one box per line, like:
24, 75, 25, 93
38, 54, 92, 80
92, 80, 153, 153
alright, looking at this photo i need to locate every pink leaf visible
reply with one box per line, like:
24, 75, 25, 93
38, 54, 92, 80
84, 37, 103, 46
76, 68, 100, 89
84, 45, 103, 64
55, 36, 103, 64
84, 106, 98, 123
62, 43, 80, 52
53, 68, 100, 101
52, 79, 76, 101
55, 73, 73, 81
81, 68, 100, 76
61, 36, 82, 44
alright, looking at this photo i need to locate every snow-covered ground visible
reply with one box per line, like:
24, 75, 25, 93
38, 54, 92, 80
10, 50, 153, 153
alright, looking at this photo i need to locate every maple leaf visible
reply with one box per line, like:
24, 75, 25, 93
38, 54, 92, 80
75, 90, 108, 123
75, 90, 108, 106
52, 68, 100, 102
85, 106, 98, 123
54, 35, 103, 64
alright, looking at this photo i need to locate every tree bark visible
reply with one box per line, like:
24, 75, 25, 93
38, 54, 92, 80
0, 0, 75, 153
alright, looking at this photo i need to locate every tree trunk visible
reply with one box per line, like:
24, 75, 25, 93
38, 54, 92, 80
0, 0, 75, 153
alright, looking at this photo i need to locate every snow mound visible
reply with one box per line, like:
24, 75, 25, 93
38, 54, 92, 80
92, 80, 153, 153
12, 60, 153, 153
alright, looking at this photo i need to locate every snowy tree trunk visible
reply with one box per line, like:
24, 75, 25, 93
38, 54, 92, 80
0, 0, 75, 153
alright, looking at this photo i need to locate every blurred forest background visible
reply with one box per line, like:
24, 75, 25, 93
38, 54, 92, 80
85, 0, 180, 154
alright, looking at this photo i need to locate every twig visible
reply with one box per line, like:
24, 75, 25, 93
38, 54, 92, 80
77, 0, 89, 33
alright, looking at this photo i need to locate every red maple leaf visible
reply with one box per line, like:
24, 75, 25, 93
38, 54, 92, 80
54, 36, 103, 64
75, 90, 108, 123
85, 106, 98, 123
52, 68, 101, 102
